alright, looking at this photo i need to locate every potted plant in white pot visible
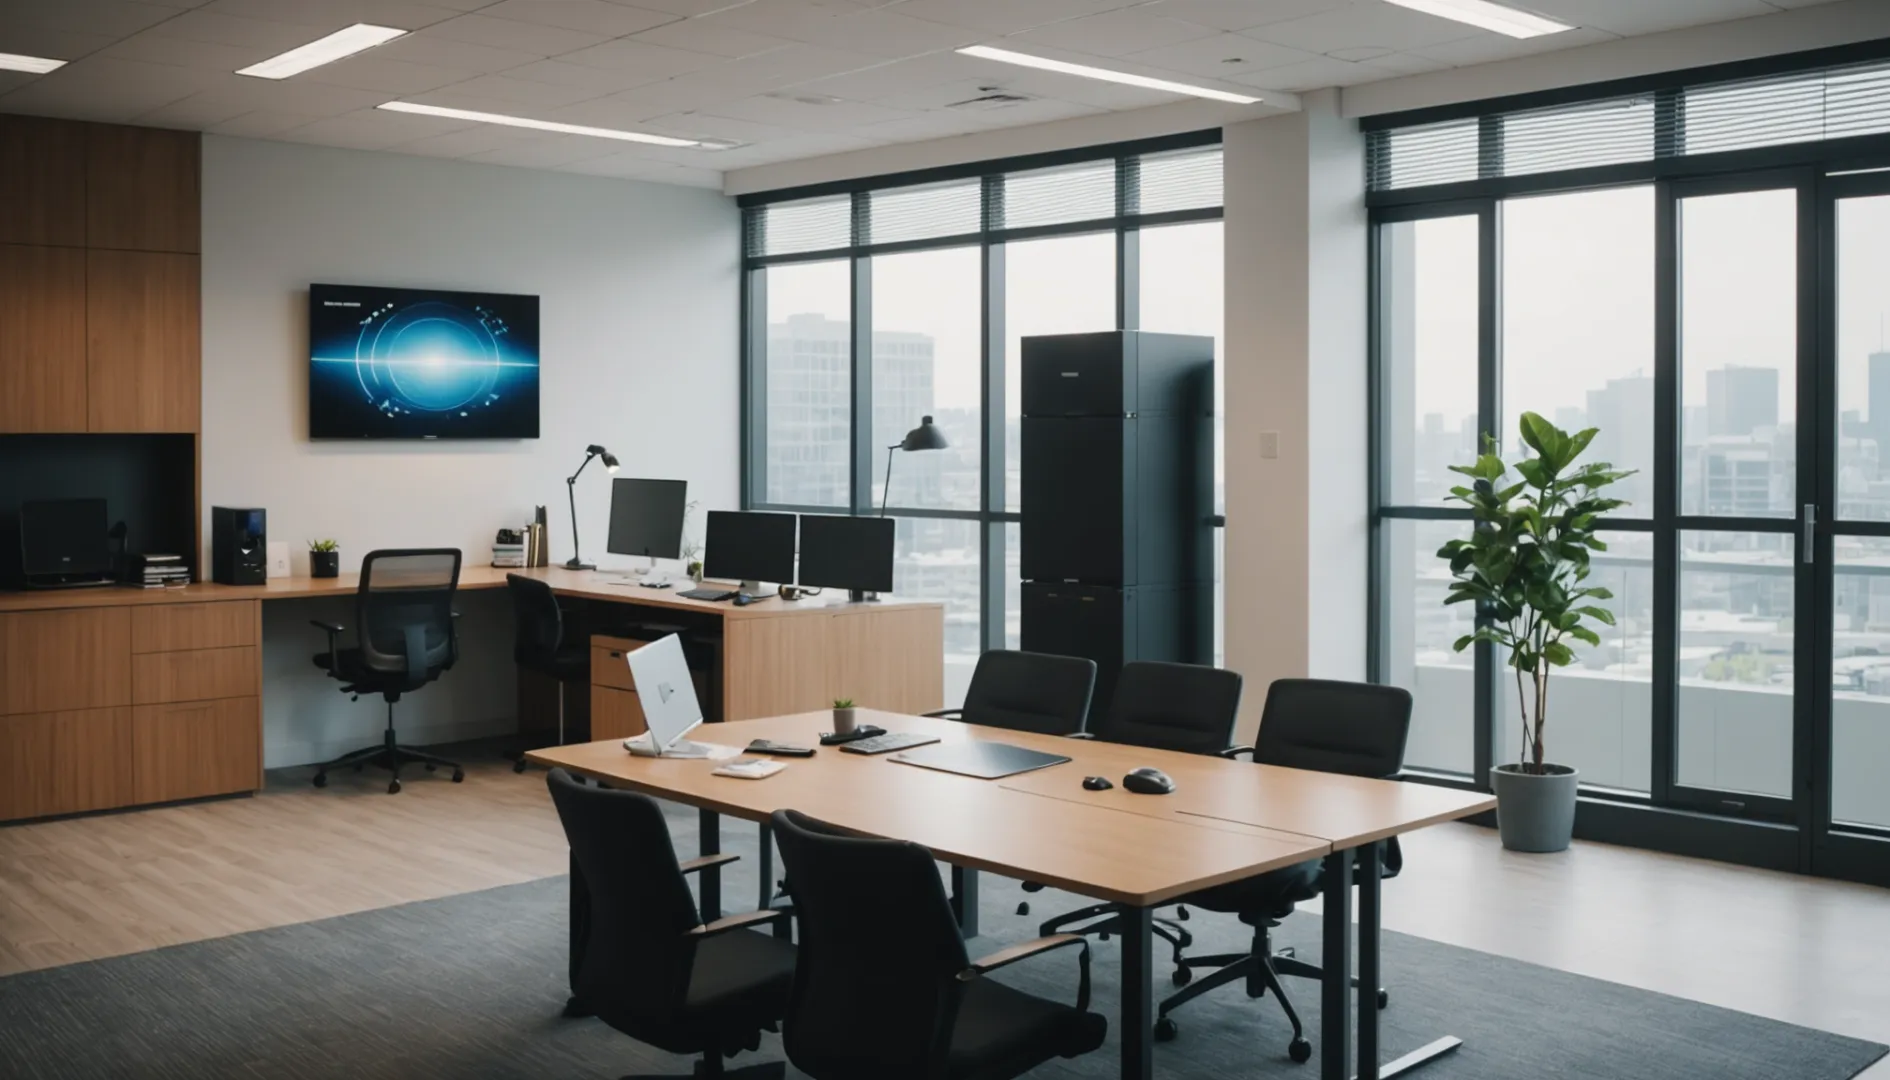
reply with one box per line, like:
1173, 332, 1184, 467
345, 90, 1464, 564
1438, 412, 1633, 853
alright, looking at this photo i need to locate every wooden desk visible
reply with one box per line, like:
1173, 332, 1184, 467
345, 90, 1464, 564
526, 712, 1492, 1080
0, 572, 943, 823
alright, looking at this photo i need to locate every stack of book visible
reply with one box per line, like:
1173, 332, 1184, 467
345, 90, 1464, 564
492, 542, 525, 568
126, 554, 190, 589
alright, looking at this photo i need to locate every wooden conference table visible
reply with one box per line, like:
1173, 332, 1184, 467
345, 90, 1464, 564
528, 710, 1495, 1080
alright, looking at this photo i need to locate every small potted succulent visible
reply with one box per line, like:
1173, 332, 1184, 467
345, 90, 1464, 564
831, 698, 857, 735
308, 538, 340, 579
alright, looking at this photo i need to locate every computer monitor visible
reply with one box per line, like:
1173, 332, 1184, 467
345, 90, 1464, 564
703, 511, 795, 595
797, 514, 895, 601
622, 635, 713, 758
607, 478, 687, 562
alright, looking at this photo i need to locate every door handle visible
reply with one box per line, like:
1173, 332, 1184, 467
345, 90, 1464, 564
1802, 504, 1816, 565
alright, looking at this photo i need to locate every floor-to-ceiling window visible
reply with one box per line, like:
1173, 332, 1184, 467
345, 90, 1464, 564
1365, 44, 1890, 887
742, 136, 1225, 707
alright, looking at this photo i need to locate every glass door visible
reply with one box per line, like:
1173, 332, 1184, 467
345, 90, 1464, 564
1814, 171, 1890, 876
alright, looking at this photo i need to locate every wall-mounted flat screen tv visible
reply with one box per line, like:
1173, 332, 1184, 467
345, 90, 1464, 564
309, 283, 540, 439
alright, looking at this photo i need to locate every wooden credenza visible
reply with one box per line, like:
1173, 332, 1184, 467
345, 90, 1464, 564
0, 599, 261, 821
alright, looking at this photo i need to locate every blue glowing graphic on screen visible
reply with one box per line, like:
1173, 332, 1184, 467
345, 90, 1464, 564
309, 284, 539, 439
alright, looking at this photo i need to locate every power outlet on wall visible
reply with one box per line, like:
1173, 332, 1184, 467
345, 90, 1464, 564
266, 541, 290, 579
1258, 431, 1280, 460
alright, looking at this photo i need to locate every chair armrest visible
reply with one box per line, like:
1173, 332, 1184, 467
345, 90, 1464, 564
309, 619, 344, 635
687, 908, 790, 939
922, 708, 963, 720
310, 620, 343, 676
1063, 732, 1095, 740
678, 852, 740, 876
961, 933, 1091, 1013
1217, 745, 1254, 760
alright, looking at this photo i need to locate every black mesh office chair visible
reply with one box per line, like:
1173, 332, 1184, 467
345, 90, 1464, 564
548, 769, 793, 1079
309, 549, 466, 794
506, 573, 590, 772
924, 649, 1097, 735
1024, 661, 1245, 950
1154, 678, 1413, 1062
770, 809, 1107, 1080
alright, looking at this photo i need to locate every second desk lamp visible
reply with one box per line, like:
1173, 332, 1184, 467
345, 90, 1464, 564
565, 443, 618, 570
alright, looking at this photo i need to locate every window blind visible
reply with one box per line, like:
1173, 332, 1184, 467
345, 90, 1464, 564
745, 195, 850, 257
998, 159, 1117, 230
1135, 146, 1224, 214
1368, 54, 1890, 194
867, 178, 981, 245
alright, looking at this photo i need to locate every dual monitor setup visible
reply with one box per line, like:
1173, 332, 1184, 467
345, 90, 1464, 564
604, 478, 894, 602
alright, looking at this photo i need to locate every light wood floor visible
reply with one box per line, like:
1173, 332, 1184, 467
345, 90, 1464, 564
3, 758, 1888, 1075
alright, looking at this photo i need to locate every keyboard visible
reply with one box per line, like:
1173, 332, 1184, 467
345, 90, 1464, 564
838, 732, 942, 756
678, 587, 737, 602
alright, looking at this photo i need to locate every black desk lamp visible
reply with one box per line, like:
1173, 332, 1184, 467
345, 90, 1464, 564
881, 415, 949, 515
565, 444, 618, 570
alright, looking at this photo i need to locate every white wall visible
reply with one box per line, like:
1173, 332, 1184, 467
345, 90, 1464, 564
201, 135, 739, 767
1221, 90, 1369, 740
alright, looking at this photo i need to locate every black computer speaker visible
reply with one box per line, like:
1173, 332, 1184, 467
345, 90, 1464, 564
211, 506, 267, 586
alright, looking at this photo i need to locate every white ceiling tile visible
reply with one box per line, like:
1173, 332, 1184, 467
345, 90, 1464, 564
421, 13, 612, 55
1408, 24, 1617, 66
861, 75, 1031, 110
132, 89, 261, 126
971, 67, 1185, 110
225, 75, 390, 114
702, 3, 977, 57
1, 0, 184, 39
0, 73, 38, 97
195, 0, 464, 28
1528, 0, 1776, 36
427, 73, 614, 106
301, 56, 482, 94
276, 107, 473, 149
702, 91, 916, 131
394, 124, 553, 157
556, 149, 679, 177
503, 57, 673, 91
0, 25, 119, 63
206, 108, 329, 135
1138, 0, 1351, 33
630, 17, 795, 58
1231, 52, 1399, 90
1242, 3, 1485, 54
143, 9, 326, 49
625, 0, 778, 14
475, 0, 680, 36
552, 85, 701, 124
97, 31, 261, 70
640, 110, 805, 142
884, 0, 1134, 36
1119, 31, 1318, 77
847, 108, 984, 142
943, 95, 1103, 127
1010, 7, 1220, 58
1355, 49, 1451, 76
373, 34, 547, 72
785, 50, 994, 102
0, 55, 221, 121
557, 37, 728, 79
464, 133, 623, 166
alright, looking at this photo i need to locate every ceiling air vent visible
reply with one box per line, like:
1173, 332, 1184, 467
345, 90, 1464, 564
945, 87, 1035, 111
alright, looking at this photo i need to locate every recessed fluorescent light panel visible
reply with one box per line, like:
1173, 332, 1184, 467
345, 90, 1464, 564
1383, 0, 1572, 39
0, 52, 67, 74
377, 101, 704, 147
237, 24, 407, 79
957, 45, 1261, 105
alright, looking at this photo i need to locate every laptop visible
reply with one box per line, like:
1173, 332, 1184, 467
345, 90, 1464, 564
621, 635, 733, 760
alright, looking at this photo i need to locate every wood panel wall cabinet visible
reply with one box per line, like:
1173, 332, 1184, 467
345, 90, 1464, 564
86, 249, 201, 433
86, 125, 199, 254
0, 115, 85, 247
0, 707, 133, 820
0, 607, 131, 715
0, 244, 87, 432
132, 697, 260, 804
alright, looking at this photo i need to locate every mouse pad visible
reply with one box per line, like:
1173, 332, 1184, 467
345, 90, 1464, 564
888, 741, 1071, 780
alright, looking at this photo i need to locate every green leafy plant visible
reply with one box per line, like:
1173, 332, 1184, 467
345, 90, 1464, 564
832, 698, 854, 709
308, 538, 339, 552
1438, 412, 1635, 775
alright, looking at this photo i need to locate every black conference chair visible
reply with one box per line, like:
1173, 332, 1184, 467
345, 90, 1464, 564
770, 808, 1107, 1080
309, 548, 466, 794
1024, 661, 1245, 947
1154, 678, 1413, 1062
548, 769, 793, 1079
924, 649, 1097, 735
506, 573, 590, 772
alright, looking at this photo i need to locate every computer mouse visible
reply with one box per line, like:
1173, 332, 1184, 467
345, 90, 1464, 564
1122, 767, 1176, 796
1082, 775, 1114, 792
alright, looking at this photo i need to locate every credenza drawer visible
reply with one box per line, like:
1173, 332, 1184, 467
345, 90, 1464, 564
590, 635, 651, 692
0, 707, 133, 821
132, 646, 258, 705
131, 601, 256, 653
590, 684, 647, 741
0, 607, 130, 714
132, 697, 260, 804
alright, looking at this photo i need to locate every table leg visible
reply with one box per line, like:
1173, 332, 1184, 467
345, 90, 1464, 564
1120, 904, 1153, 1080
758, 823, 775, 910
698, 808, 722, 923
1321, 848, 1353, 1080
563, 854, 592, 1018
1350, 840, 1463, 1080
950, 866, 980, 938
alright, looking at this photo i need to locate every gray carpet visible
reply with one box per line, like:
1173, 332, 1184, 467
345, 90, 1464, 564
0, 807, 1882, 1080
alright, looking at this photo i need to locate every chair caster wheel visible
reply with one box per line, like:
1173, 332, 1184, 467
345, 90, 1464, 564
1177, 908, 1189, 921
513, 758, 528, 774
1172, 967, 1192, 987
1288, 1038, 1312, 1064
387, 779, 401, 794
1377, 988, 1389, 1009
1153, 1018, 1178, 1042
425, 763, 436, 772
451, 768, 465, 783
312, 772, 327, 788
1016, 902, 1030, 916
1098, 932, 1110, 942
